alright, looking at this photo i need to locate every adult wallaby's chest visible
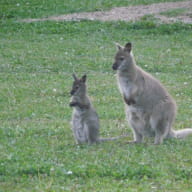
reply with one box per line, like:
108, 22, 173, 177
118, 76, 137, 101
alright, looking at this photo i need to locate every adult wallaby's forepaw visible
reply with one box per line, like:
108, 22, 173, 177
69, 101, 78, 107
123, 96, 136, 105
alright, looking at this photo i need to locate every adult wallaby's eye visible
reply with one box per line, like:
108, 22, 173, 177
75, 85, 79, 89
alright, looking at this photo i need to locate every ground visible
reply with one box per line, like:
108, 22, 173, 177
22, 1, 192, 23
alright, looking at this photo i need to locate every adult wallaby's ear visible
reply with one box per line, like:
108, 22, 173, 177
72, 73, 78, 81
115, 42, 123, 50
124, 42, 132, 52
81, 75, 87, 83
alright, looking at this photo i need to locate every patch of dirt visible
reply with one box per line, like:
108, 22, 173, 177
22, 1, 192, 24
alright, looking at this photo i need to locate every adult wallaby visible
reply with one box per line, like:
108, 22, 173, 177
70, 74, 127, 144
112, 42, 192, 144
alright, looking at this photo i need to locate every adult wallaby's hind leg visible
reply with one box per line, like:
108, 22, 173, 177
128, 114, 144, 143
132, 127, 144, 143
150, 102, 175, 144
150, 116, 171, 145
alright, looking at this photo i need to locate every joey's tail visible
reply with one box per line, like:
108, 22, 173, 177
170, 128, 192, 139
99, 134, 129, 142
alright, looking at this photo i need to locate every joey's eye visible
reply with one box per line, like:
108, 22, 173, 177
75, 85, 79, 89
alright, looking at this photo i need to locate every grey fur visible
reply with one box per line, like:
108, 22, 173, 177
112, 42, 192, 144
70, 74, 127, 144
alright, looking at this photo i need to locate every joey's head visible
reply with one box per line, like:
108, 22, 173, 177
112, 42, 133, 71
70, 74, 87, 96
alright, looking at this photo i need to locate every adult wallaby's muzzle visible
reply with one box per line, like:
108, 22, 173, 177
112, 62, 118, 70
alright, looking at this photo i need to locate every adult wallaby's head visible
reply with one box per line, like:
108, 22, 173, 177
112, 42, 133, 71
70, 74, 87, 96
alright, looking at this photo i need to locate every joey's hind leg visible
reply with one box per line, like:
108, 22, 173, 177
86, 125, 99, 144
73, 129, 85, 145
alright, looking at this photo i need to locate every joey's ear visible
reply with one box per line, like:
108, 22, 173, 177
124, 42, 132, 52
72, 73, 78, 81
115, 42, 123, 50
81, 75, 87, 83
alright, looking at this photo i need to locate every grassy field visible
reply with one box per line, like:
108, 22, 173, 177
160, 7, 192, 17
0, 0, 186, 19
1, 0, 192, 191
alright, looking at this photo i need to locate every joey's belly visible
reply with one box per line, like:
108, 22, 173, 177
72, 115, 84, 130
73, 119, 88, 142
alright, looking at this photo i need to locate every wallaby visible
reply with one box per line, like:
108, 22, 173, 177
112, 42, 192, 144
70, 74, 128, 144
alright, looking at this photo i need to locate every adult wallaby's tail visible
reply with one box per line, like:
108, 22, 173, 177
170, 128, 192, 139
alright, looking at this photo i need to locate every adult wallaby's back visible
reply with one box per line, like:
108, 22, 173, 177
112, 42, 192, 144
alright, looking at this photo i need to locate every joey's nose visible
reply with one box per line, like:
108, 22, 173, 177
69, 101, 74, 107
70, 90, 74, 95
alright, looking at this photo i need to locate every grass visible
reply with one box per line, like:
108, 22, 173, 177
0, 0, 187, 19
1, 0, 192, 191
160, 8, 192, 17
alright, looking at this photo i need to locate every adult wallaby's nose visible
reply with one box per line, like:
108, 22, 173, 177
112, 63, 118, 70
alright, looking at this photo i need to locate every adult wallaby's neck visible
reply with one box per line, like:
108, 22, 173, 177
118, 54, 137, 81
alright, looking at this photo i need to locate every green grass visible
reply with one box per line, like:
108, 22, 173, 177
1, 0, 192, 191
160, 8, 192, 17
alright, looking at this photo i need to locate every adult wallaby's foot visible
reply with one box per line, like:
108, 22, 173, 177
125, 140, 142, 144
